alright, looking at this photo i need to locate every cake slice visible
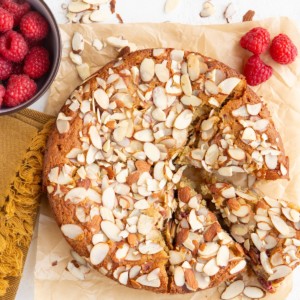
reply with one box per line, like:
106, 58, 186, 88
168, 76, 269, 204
210, 183, 300, 292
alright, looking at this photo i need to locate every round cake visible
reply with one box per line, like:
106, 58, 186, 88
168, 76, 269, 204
44, 49, 298, 295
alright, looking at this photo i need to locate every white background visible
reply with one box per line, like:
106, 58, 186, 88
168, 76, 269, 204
17, 0, 300, 299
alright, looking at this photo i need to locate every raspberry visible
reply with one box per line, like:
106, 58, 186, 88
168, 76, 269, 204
0, 7, 13, 32
0, 84, 5, 107
0, 55, 12, 80
23, 46, 50, 79
240, 27, 270, 55
3, 74, 37, 107
0, 30, 28, 62
270, 34, 298, 64
20, 11, 49, 41
244, 55, 273, 86
1, 0, 30, 26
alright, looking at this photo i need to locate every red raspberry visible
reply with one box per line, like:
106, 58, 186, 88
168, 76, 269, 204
0, 7, 13, 32
1, 0, 30, 26
20, 11, 49, 41
270, 34, 298, 64
23, 46, 50, 79
0, 30, 28, 62
0, 55, 12, 80
244, 55, 273, 86
3, 74, 37, 107
0, 84, 5, 107
240, 27, 270, 55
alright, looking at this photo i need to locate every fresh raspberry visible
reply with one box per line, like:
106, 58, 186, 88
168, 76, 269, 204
0, 55, 12, 80
270, 34, 298, 64
3, 74, 37, 107
0, 30, 28, 62
20, 11, 49, 41
244, 55, 273, 86
240, 27, 270, 55
0, 7, 13, 32
23, 46, 50, 79
1, 0, 30, 26
0, 84, 5, 107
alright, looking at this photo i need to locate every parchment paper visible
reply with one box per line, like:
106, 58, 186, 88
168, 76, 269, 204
37, 18, 300, 299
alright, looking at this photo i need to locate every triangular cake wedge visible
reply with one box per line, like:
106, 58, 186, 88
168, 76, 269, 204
210, 183, 300, 292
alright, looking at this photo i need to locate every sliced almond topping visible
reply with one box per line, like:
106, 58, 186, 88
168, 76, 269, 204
205, 144, 219, 165
232, 205, 249, 217
138, 242, 163, 254
164, 0, 180, 13
268, 265, 292, 281
119, 271, 129, 285
106, 36, 128, 48
69, 51, 82, 65
169, 251, 184, 265
260, 251, 273, 274
129, 265, 141, 278
242, 127, 256, 141
265, 154, 278, 170
155, 63, 170, 83
205, 80, 219, 95
89, 125, 102, 149
228, 148, 245, 161
174, 266, 185, 287
203, 258, 220, 276
221, 280, 245, 300
221, 187, 236, 198
174, 109, 193, 129
90, 242, 109, 265
229, 259, 246, 274
199, 242, 220, 257
94, 88, 109, 109
218, 77, 241, 95
184, 269, 198, 291
116, 243, 130, 260
188, 209, 203, 231
138, 214, 154, 235
101, 220, 121, 242
68, 1, 90, 13
231, 224, 248, 236
254, 119, 269, 132
56, 119, 70, 134
140, 58, 155, 82
181, 95, 202, 106
187, 54, 200, 81
76, 63, 90, 80
153, 86, 168, 109
102, 187, 115, 210
200, 1, 215, 17
280, 163, 288, 176
181, 74, 192, 96
247, 103, 262, 116
270, 214, 289, 236
61, 224, 83, 239
195, 273, 210, 290
72, 32, 84, 53
243, 286, 266, 299
232, 105, 249, 117
136, 274, 161, 287
143, 142, 160, 162
147, 268, 160, 281
216, 245, 229, 267
67, 261, 85, 280
134, 129, 154, 142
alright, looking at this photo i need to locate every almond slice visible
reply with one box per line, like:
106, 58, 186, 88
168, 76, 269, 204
229, 259, 246, 274
68, 2, 90, 13
61, 224, 83, 239
140, 58, 155, 82
228, 148, 245, 161
72, 32, 84, 53
174, 109, 193, 129
243, 286, 265, 299
247, 103, 262, 116
164, 0, 181, 13
265, 154, 278, 170
174, 266, 185, 287
101, 220, 121, 241
200, 1, 215, 18
268, 265, 292, 281
181, 95, 202, 106
221, 187, 235, 198
136, 274, 161, 287
270, 214, 289, 236
218, 77, 241, 94
216, 245, 229, 267
181, 74, 192, 96
90, 243, 109, 265
221, 280, 245, 300
155, 63, 170, 83
203, 258, 220, 276
134, 129, 154, 142
153, 86, 168, 109
94, 88, 109, 109
260, 251, 273, 274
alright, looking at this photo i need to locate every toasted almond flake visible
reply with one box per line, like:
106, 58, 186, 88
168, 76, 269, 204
94, 88, 109, 109
268, 265, 292, 281
270, 214, 289, 236
231, 224, 248, 236
181, 95, 202, 106
195, 273, 210, 289
280, 163, 288, 176
129, 265, 141, 278
101, 220, 121, 241
106, 36, 128, 48
143, 142, 160, 162
134, 199, 150, 210
187, 54, 200, 81
188, 209, 203, 231
218, 77, 241, 94
181, 74, 192, 96
134, 129, 154, 142
247, 103, 262, 116
155, 63, 170, 82
232, 105, 249, 117
57, 119, 70, 134
174, 109, 193, 129
118, 271, 129, 285
164, 0, 180, 13
90, 9, 111, 22
242, 127, 256, 141
69, 51, 82, 65
221, 187, 235, 198
221, 280, 244, 300
76, 63, 90, 80
205, 144, 219, 165
232, 205, 249, 217
265, 154, 278, 170
169, 251, 184, 265
153, 86, 168, 109
203, 258, 219, 276
90, 243, 109, 265
92, 38, 103, 51
218, 166, 233, 177
174, 266, 185, 287
61, 224, 83, 239
200, 1, 215, 17
205, 80, 219, 95
140, 58, 155, 82
68, 2, 90, 13
243, 286, 265, 299
67, 261, 85, 280
152, 108, 166, 121
138, 242, 163, 254
102, 187, 115, 210
138, 214, 154, 235
154, 161, 165, 181
65, 187, 87, 203
260, 252, 273, 274
89, 125, 102, 149
270, 252, 284, 266
199, 242, 220, 257
116, 243, 130, 260
216, 245, 229, 267
136, 274, 161, 287
229, 259, 246, 274
228, 148, 245, 161
254, 119, 269, 132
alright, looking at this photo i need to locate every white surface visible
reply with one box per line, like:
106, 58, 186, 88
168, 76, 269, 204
17, 0, 300, 299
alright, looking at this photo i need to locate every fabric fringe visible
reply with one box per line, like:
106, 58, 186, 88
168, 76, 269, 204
0, 120, 54, 297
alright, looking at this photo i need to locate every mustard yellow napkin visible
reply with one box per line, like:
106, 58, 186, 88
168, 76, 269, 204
0, 109, 54, 299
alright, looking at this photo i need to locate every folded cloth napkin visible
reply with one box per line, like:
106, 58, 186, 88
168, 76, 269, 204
0, 109, 54, 299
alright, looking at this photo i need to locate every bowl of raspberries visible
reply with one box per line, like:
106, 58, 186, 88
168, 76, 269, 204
0, 0, 61, 115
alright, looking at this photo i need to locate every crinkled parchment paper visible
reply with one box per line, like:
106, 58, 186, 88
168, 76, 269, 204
37, 18, 300, 299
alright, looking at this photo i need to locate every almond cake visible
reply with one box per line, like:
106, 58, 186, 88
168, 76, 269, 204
43, 49, 297, 295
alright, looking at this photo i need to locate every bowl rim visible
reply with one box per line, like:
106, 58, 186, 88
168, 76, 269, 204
0, 0, 62, 116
